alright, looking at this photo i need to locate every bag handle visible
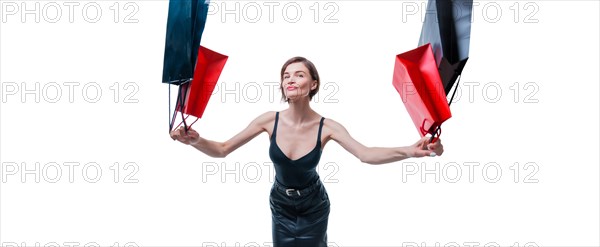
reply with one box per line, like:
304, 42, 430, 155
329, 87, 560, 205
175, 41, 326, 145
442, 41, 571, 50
421, 120, 441, 143
169, 79, 200, 133
426, 73, 462, 143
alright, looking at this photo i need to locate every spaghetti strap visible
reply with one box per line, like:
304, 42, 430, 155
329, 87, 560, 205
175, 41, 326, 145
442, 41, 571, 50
272, 112, 280, 140
317, 117, 325, 144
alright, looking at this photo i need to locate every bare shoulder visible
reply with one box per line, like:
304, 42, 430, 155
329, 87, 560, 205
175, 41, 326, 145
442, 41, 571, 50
254, 110, 277, 123
320, 116, 367, 155
250, 111, 277, 129
322, 117, 346, 132
321, 117, 349, 143
247, 111, 279, 137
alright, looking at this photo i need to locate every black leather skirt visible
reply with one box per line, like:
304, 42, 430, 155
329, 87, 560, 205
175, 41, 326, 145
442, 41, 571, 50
269, 179, 331, 247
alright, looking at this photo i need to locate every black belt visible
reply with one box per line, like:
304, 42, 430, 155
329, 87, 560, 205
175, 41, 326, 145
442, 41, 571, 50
274, 179, 321, 197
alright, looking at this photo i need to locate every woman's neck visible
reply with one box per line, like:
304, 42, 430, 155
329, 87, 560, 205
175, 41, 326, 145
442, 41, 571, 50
284, 99, 316, 127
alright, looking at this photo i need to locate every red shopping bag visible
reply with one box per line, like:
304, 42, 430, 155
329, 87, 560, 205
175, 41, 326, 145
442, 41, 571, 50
392, 43, 451, 141
173, 46, 228, 130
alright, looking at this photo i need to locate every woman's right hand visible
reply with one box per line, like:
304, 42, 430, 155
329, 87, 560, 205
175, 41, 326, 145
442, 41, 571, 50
170, 127, 200, 145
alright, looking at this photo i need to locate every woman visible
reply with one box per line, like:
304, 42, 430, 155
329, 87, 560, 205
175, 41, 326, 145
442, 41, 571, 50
170, 56, 444, 246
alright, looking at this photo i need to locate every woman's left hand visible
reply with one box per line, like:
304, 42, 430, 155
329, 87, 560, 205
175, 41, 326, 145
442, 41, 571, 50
409, 136, 444, 157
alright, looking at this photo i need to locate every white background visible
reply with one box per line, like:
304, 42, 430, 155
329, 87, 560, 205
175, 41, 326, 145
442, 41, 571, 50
1, 0, 599, 246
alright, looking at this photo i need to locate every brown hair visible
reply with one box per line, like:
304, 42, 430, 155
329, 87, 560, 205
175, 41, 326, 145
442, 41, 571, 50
280, 56, 320, 103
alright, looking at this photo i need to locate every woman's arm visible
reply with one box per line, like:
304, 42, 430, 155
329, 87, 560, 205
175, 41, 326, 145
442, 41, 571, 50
326, 119, 443, 165
170, 111, 274, 158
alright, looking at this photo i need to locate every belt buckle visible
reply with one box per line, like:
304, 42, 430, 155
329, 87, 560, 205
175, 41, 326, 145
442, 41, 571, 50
285, 188, 300, 196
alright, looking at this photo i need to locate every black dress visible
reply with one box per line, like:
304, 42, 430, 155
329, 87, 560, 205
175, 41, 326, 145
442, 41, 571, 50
268, 112, 330, 247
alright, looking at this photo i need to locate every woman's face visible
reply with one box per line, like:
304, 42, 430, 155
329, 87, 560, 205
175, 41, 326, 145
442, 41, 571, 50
282, 62, 317, 102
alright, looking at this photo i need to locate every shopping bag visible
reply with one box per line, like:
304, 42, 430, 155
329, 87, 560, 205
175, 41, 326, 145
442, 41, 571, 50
392, 43, 452, 139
